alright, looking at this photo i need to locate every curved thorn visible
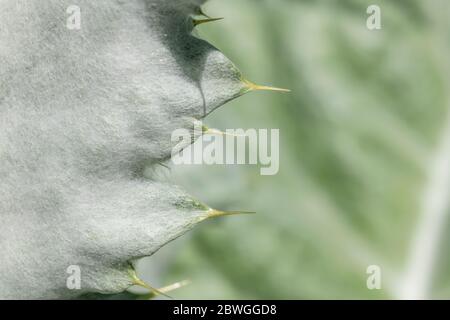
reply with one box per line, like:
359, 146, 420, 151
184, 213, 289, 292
193, 17, 224, 27
242, 79, 291, 93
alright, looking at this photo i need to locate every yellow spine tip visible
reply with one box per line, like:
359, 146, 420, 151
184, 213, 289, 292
206, 208, 256, 219
193, 17, 224, 27
159, 279, 192, 293
204, 128, 247, 138
243, 79, 291, 93
131, 273, 173, 299
144, 279, 192, 300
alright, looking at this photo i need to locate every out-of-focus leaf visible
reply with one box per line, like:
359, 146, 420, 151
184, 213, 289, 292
157, 0, 450, 299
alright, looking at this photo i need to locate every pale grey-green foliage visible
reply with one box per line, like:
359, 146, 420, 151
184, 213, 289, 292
0, 0, 249, 299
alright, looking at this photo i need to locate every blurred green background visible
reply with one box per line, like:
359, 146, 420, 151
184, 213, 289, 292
137, 0, 450, 299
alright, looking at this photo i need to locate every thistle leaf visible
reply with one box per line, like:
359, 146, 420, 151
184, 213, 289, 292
0, 0, 255, 299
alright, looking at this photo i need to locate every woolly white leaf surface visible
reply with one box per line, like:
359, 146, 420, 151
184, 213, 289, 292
0, 0, 245, 299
